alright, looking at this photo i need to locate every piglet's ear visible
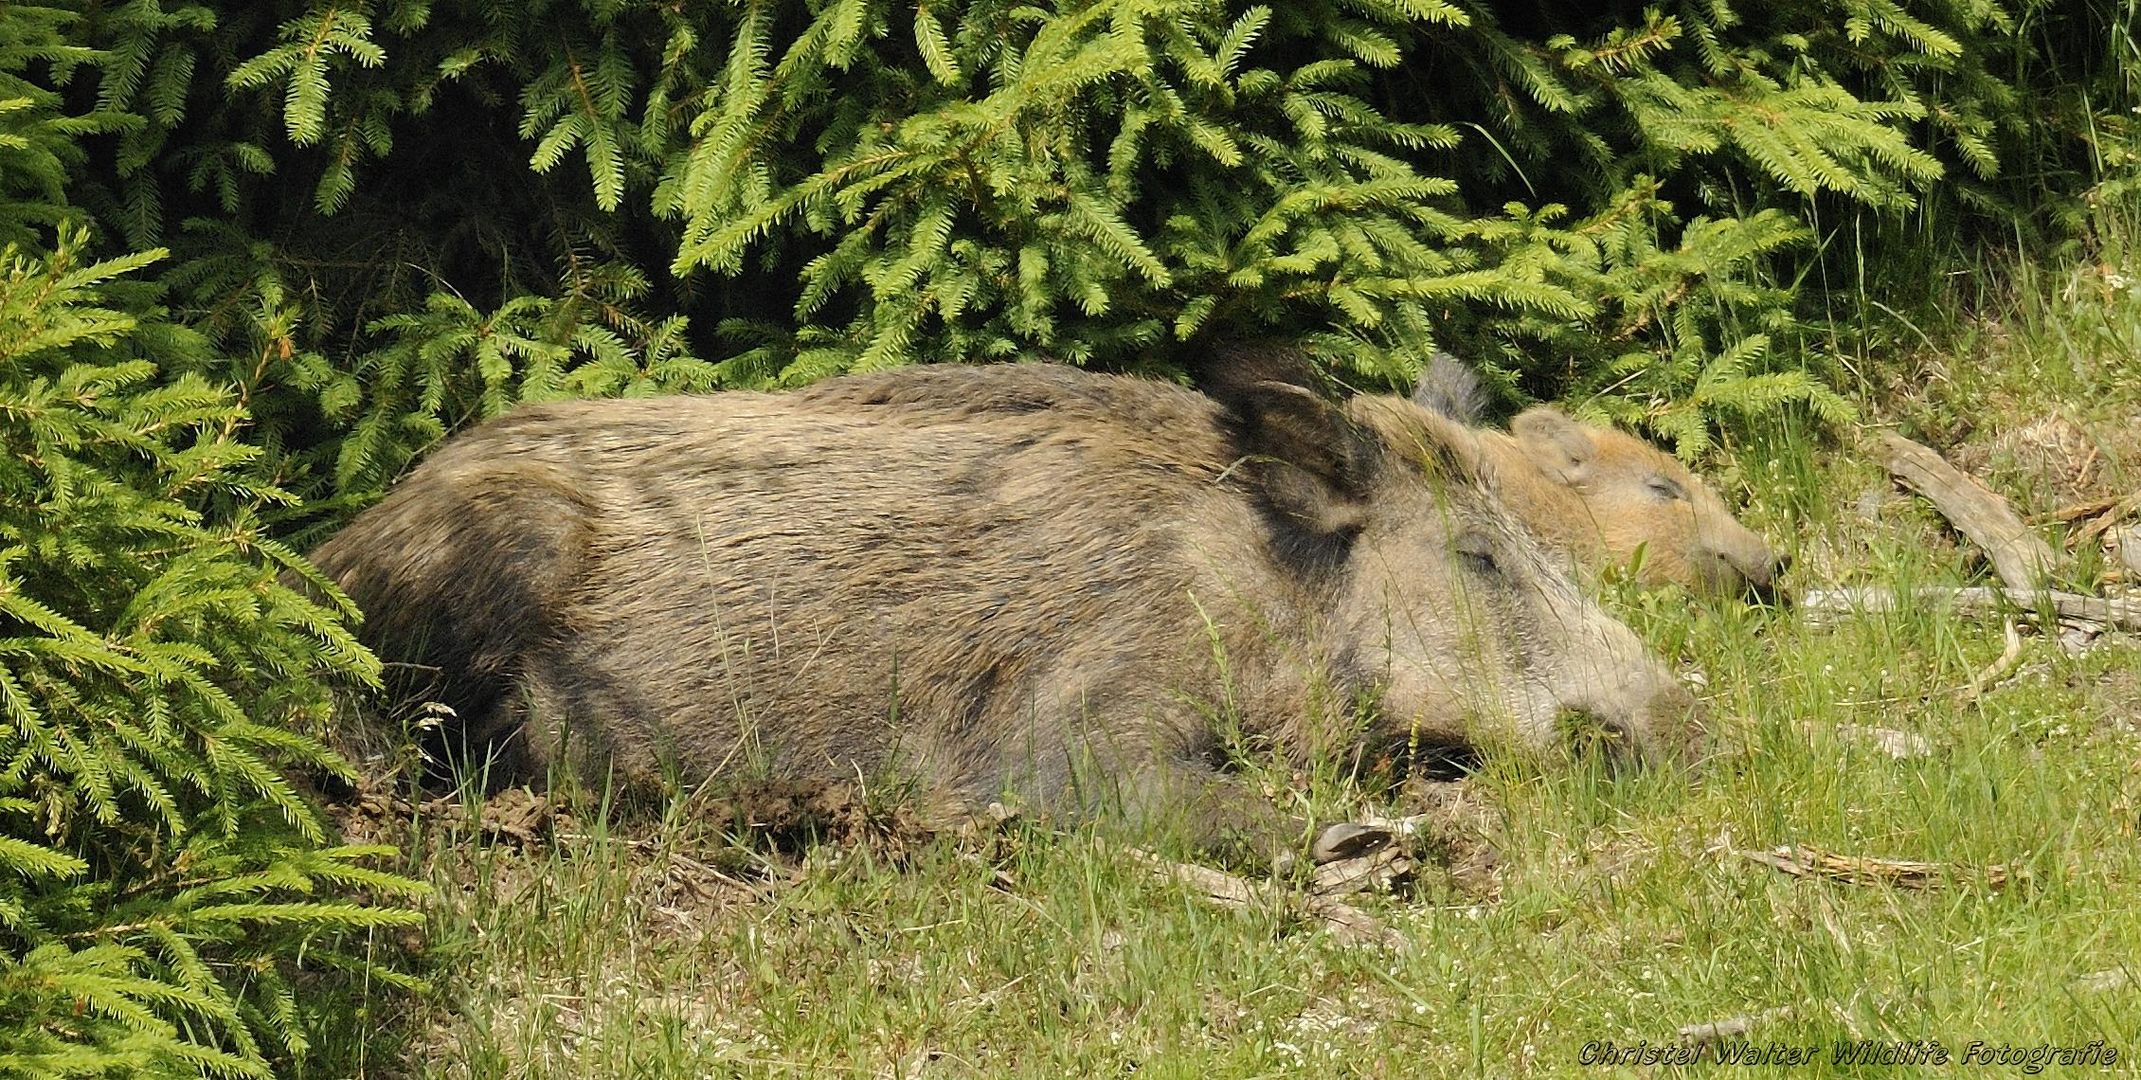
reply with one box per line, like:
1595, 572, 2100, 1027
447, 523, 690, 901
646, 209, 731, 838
1511, 406, 1596, 484
1225, 380, 1384, 539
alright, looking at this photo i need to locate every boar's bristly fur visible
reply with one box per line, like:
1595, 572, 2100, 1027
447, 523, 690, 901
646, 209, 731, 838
310, 362, 1700, 858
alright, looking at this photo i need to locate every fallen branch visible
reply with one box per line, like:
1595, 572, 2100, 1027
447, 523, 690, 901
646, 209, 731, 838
1679, 1006, 1796, 1045
1828, 724, 1934, 759
1308, 845, 1413, 897
1122, 847, 1405, 949
1799, 586, 2141, 633
1877, 433, 2060, 590
2074, 969, 2133, 994
2111, 522, 2141, 578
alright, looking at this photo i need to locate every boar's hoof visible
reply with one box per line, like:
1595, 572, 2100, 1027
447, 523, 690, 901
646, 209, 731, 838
1311, 821, 1397, 865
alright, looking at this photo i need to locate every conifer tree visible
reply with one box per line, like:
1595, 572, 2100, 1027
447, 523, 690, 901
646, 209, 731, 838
0, 230, 426, 1077
29, 0, 2106, 473
5, 15, 423, 1068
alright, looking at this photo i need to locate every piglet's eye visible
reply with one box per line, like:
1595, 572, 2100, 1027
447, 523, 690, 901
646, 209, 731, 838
1455, 531, 1499, 575
1646, 476, 1686, 501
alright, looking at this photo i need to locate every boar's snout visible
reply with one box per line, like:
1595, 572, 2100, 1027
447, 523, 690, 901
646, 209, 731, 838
1697, 526, 1788, 601
1742, 549, 1792, 604
1558, 670, 1706, 771
1642, 678, 1708, 767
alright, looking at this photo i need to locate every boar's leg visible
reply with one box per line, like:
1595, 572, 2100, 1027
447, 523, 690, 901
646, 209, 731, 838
1093, 752, 1382, 867
1109, 758, 1307, 864
491, 659, 674, 801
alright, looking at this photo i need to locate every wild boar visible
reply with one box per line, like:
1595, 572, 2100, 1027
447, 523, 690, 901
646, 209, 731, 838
1416, 352, 1785, 596
308, 361, 1700, 860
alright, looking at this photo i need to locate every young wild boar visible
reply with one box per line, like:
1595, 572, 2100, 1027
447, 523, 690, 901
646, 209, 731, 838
309, 362, 1701, 860
1416, 352, 1785, 596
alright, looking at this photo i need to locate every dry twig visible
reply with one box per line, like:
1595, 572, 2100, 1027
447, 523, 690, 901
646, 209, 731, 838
2073, 491, 2141, 545
2073, 969, 2133, 994
1122, 848, 1405, 949
1957, 618, 2026, 703
2039, 495, 2122, 525
1678, 1006, 1795, 1045
1829, 724, 1935, 759
1736, 845, 2022, 890
1799, 586, 2141, 633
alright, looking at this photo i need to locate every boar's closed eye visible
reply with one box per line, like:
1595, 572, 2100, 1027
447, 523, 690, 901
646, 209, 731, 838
1455, 530, 1500, 575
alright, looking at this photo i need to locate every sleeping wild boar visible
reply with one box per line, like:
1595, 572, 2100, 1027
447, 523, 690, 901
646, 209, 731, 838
308, 359, 1701, 860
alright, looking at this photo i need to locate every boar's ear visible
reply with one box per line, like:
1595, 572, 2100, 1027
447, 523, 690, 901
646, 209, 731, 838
1405, 408, 1491, 488
1412, 351, 1488, 423
1229, 380, 1383, 538
1511, 406, 1596, 484
1190, 340, 1325, 393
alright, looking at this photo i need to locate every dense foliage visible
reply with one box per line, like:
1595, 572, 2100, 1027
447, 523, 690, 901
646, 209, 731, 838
0, 0, 2131, 1071
12, 0, 2127, 486
0, 231, 426, 1076
8, 19, 425, 1074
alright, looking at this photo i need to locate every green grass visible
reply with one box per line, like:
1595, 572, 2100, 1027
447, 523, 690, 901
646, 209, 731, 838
313, 216, 2141, 1079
